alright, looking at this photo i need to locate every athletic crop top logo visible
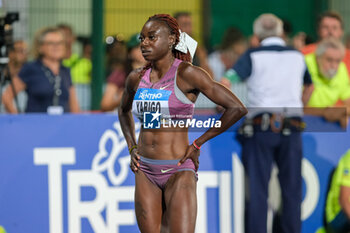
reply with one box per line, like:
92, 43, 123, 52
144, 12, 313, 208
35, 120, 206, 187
136, 88, 169, 101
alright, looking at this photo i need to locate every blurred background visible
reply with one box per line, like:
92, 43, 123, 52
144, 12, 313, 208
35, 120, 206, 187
2, 0, 346, 112
2, 1, 350, 233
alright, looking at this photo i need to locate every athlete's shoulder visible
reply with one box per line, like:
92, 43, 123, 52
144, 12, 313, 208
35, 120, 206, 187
178, 61, 207, 78
125, 67, 144, 92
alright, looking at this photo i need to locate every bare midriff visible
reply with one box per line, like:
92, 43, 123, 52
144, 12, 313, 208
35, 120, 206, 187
138, 126, 189, 160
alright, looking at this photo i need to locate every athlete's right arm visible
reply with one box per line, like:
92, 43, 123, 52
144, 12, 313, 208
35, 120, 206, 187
118, 69, 142, 171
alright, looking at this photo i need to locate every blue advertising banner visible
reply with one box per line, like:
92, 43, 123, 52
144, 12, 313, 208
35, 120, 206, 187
0, 114, 349, 233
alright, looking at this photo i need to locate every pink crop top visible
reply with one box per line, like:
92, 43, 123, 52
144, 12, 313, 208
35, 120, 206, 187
132, 58, 195, 121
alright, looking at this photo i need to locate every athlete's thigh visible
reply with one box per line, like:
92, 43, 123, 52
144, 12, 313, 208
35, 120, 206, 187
163, 171, 197, 233
135, 170, 163, 233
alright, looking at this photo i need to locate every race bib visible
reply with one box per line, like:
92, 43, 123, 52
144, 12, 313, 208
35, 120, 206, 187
132, 88, 172, 120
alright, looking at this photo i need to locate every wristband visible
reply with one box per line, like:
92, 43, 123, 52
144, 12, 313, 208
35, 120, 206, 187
192, 140, 201, 150
129, 145, 137, 154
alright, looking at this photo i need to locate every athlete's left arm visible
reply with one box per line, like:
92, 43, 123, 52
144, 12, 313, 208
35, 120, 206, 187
180, 64, 247, 147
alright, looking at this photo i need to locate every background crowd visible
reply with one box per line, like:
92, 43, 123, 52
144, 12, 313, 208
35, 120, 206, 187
1, 11, 350, 122
1, 1, 350, 233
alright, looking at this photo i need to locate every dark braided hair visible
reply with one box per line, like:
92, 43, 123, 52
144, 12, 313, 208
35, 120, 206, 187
140, 14, 192, 77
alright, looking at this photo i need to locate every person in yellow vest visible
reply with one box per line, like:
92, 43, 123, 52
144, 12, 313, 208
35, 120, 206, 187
63, 37, 92, 85
301, 11, 350, 78
304, 38, 350, 128
58, 24, 92, 110
58, 24, 92, 85
325, 149, 350, 232
0, 226, 7, 233
57, 24, 76, 60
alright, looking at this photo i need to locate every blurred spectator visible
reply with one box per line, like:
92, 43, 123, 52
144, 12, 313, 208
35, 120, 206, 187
67, 37, 92, 85
1, 40, 29, 113
58, 24, 92, 110
2, 27, 80, 113
281, 18, 293, 45
301, 11, 350, 76
100, 33, 146, 112
57, 23, 76, 60
304, 38, 350, 128
174, 11, 193, 35
281, 19, 315, 51
345, 33, 350, 50
105, 34, 127, 78
208, 27, 247, 82
67, 36, 92, 111
292, 31, 314, 51
8, 40, 28, 77
325, 149, 350, 233
58, 24, 91, 85
174, 11, 214, 78
79, 37, 92, 61
249, 34, 260, 48
63, 35, 92, 85
225, 14, 312, 233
